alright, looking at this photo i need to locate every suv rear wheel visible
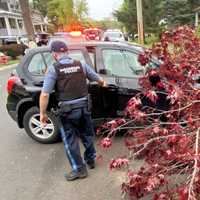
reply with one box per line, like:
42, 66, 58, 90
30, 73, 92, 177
23, 107, 60, 144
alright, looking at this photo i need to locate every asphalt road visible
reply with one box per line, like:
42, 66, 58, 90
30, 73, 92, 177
0, 66, 132, 200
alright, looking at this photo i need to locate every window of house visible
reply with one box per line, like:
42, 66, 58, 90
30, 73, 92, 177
17, 19, 23, 29
0, 2, 9, 11
15, 3, 19, 10
9, 18, 16, 29
0, 18, 6, 29
28, 53, 47, 75
34, 25, 41, 32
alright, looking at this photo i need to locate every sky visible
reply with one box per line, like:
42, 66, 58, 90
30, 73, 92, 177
87, 0, 123, 20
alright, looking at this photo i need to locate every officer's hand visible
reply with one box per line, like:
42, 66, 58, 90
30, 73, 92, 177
102, 80, 107, 87
99, 79, 107, 87
40, 113, 48, 127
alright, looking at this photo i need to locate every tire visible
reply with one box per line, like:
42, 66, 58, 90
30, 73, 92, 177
23, 107, 60, 144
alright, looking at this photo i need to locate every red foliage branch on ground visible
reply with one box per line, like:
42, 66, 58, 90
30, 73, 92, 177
98, 26, 200, 200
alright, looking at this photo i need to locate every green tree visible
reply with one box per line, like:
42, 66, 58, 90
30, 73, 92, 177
165, 0, 200, 27
114, 0, 137, 35
47, 0, 74, 29
46, 0, 88, 30
74, 0, 88, 21
114, 0, 165, 37
32, 0, 49, 16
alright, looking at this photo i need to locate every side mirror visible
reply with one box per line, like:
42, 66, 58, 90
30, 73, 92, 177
99, 69, 111, 75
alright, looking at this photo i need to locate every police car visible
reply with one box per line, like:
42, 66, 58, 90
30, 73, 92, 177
6, 41, 158, 144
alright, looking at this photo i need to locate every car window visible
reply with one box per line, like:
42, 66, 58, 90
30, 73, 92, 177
43, 52, 55, 67
124, 51, 144, 75
28, 53, 46, 75
43, 50, 86, 67
86, 47, 96, 68
29, 50, 86, 75
105, 32, 122, 38
89, 52, 95, 66
68, 50, 86, 63
102, 49, 134, 77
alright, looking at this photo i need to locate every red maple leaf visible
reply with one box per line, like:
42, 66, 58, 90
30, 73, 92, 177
146, 90, 158, 103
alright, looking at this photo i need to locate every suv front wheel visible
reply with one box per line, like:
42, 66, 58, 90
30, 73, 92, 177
23, 107, 60, 144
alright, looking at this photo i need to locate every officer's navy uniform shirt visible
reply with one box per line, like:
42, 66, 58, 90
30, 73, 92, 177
42, 56, 101, 104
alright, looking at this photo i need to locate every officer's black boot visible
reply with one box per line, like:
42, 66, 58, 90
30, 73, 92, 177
87, 160, 95, 169
64, 167, 88, 181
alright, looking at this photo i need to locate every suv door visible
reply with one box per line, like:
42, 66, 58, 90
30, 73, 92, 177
98, 48, 145, 116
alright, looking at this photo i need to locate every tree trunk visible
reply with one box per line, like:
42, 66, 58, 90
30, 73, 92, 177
19, 0, 35, 41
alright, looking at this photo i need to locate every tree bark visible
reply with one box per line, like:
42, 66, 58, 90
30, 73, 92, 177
19, 0, 35, 41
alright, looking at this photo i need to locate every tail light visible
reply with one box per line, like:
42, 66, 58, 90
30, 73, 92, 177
7, 76, 21, 94
69, 31, 82, 37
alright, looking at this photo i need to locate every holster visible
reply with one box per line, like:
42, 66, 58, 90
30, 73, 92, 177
52, 95, 92, 116
87, 94, 92, 112
58, 102, 72, 113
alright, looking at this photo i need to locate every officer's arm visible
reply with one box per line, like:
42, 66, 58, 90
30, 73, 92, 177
39, 92, 49, 125
39, 65, 57, 123
40, 92, 49, 115
83, 63, 106, 87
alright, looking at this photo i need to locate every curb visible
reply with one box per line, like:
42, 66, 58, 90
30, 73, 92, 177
0, 64, 18, 72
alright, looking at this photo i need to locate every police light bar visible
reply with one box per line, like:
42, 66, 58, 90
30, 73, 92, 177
69, 31, 82, 37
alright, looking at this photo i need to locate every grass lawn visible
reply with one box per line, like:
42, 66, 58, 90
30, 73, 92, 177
131, 34, 159, 48
0, 59, 19, 68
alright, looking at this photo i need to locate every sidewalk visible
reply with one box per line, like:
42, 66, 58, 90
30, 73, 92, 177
0, 63, 18, 72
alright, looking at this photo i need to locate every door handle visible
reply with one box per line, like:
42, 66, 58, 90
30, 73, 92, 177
33, 81, 43, 86
107, 84, 119, 91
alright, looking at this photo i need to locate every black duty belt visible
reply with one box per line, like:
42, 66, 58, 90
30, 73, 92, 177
58, 101, 87, 113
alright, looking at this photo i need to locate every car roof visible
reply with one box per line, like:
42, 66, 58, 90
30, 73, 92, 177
27, 41, 145, 54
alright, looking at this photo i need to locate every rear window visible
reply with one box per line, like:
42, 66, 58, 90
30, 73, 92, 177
105, 32, 122, 38
28, 53, 46, 75
68, 50, 86, 63
43, 50, 86, 66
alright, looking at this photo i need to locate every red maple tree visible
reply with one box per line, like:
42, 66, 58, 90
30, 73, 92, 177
98, 26, 200, 200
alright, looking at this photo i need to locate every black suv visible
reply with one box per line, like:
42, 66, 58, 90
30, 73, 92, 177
6, 41, 156, 144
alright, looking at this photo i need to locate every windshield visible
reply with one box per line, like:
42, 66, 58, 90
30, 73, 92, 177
105, 32, 122, 38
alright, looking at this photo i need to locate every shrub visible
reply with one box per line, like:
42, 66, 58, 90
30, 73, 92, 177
0, 44, 27, 59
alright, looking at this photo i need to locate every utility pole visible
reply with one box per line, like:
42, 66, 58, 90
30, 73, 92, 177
136, 0, 144, 45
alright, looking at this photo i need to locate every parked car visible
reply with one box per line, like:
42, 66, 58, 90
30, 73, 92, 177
6, 41, 157, 144
83, 28, 102, 41
102, 30, 125, 42
50, 31, 86, 45
2, 36, 18, 45
35, 32, 50, 46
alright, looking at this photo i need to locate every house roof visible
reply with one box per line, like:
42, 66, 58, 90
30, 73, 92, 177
194, 6, 200, 12
0, 10, 21, 17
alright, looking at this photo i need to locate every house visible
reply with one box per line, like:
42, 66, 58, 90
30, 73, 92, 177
0, 0, 48, 42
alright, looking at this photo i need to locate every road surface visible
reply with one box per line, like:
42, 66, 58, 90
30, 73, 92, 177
0, 66, 133, 200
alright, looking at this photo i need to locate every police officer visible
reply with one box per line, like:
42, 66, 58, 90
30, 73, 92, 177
39, 40, 106, 181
